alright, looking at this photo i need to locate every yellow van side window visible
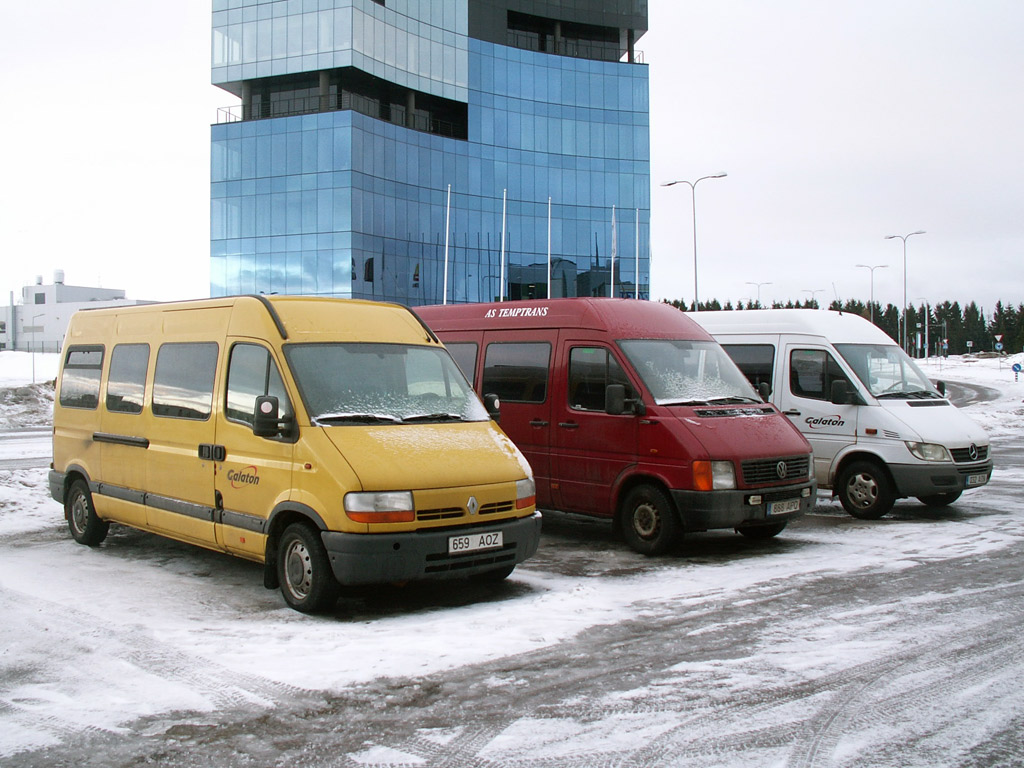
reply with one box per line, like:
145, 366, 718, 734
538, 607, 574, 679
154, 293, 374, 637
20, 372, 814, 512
106, 344, 150, 414
226, 343, 293, 425
59, 345, 104, 409
153, 343, 218, 420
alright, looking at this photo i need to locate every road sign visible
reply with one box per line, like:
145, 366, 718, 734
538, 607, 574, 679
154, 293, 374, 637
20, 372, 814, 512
995, 334, 1003, 342
1013, 363, 1022, 373
966, 341, 974, 349
995, 342, 1004, 351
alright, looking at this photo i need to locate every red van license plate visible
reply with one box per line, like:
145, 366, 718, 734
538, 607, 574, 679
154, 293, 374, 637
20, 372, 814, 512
767, 499, 801, 515
448, 531, 503, 554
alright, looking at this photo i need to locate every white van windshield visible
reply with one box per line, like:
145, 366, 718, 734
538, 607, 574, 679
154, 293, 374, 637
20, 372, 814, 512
834, 343, 941, 399
285, 343, 489, 424
619, 339, 761, 406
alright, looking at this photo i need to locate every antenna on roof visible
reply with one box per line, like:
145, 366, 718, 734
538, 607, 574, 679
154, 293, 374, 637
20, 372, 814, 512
832, 282, 842, 315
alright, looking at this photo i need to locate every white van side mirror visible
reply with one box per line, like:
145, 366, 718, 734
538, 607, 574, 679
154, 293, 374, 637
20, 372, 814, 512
830, 380, 855, 406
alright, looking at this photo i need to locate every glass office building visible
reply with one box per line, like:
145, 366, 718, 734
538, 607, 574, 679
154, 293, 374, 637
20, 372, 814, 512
211, 0, 649, 305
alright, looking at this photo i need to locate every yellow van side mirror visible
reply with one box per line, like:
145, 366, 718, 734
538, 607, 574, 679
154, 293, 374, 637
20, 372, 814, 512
253, 395, 290, 437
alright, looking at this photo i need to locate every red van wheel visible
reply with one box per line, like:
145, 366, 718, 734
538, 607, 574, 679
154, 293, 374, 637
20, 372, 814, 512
620, 485, 680, 556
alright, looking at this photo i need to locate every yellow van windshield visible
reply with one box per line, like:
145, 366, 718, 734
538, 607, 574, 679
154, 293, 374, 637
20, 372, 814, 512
285, 343, 489, 425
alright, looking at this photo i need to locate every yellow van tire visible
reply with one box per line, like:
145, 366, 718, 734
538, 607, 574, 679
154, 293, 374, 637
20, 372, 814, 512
277, 522, 339, 613
66, 480, 109, 547
620, 485, 680, 556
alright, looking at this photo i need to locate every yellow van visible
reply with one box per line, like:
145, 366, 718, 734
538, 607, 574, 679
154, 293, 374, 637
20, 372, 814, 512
49, 296, 540, 612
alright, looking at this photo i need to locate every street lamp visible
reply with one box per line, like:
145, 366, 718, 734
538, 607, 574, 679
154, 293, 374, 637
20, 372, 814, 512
745, 281, 772, 307
802, 288, 825, 308
855, 263, 888, 322
884, 230, 925, 351
662, 172, 727, 311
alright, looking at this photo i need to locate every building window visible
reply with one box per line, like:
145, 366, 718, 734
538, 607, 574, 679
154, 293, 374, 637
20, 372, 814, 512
35, 293, 45, 304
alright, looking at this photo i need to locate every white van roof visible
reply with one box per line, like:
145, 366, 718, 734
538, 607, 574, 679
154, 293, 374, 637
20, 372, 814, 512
691, 309, 898, 345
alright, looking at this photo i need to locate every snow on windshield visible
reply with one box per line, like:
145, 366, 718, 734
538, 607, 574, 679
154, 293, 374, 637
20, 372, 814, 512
619, 339, 758, 404
285, 343, 488, 423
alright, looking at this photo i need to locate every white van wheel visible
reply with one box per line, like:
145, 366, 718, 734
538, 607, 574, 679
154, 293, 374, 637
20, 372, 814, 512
66, 480, 109, 546
277, 523, 338, 613
837, 461, 895, 520
620, 485, 679, 555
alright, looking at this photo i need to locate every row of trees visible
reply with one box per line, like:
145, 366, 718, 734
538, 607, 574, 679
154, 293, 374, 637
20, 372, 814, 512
663, 298, 1024, 357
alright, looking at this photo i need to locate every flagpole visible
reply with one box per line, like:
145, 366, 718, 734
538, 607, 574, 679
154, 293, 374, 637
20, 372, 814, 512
500, 188, 507, 302
443, 184, 451, 304
546, 196, 552, 299
610, 205, 616, 298
635, 208, 640, 299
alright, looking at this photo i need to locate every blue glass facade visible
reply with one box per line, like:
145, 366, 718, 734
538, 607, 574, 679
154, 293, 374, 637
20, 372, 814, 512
211, 0, 650, 304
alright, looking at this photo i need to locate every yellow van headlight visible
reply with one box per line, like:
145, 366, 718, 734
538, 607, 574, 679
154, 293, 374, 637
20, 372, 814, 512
906, 441, 951, 462
344, 491, 415, 523
693, 460, 736, 491
516, 478, 536, 510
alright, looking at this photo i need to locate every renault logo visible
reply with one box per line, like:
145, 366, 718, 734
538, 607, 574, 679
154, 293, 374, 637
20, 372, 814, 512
776, 461, 788, 479
467, 496, 479, 515
968, 444, 979, 461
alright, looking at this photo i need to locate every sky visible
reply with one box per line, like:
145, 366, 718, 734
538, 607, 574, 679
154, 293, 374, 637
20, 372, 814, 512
1, 1, 1021, 312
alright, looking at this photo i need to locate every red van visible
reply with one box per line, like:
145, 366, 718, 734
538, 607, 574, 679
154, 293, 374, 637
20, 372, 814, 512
417, 299, 816, 554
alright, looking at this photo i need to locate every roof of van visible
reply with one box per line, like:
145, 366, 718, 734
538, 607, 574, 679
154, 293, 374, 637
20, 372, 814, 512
690, 309, 898, 345
416, 298, 714, 341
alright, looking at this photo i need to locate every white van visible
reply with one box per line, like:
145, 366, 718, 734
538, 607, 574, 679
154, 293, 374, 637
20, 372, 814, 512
691, 309, 992, 519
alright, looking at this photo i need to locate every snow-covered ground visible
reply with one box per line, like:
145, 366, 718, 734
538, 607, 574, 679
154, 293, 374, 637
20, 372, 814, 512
1, 348, 1023, 763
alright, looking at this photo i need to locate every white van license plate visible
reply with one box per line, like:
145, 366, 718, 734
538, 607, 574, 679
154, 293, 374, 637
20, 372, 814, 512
448, 531, 503, 554
767, 499, 801, 515
966, 473, 989, 487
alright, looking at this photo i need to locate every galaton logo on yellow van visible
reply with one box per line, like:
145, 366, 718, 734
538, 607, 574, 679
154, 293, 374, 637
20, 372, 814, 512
227, 466, 260, 488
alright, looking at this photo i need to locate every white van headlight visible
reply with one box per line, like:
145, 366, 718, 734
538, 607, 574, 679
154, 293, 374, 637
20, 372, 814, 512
344, 491, 415, 523
906, 441, 951, 462
516, 477, 536, 509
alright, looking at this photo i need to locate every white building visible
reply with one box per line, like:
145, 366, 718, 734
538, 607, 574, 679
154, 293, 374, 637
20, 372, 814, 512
1, 271, 153, 353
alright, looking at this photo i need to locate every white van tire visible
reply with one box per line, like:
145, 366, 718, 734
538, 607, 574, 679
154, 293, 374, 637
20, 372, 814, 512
620, 485, 680, 555
917, 490, 962, 507
837, 460, 895, 520
277, 523, 339, 613
66, 480, 109, 546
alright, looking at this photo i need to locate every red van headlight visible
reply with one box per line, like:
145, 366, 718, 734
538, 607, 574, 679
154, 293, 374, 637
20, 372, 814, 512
693, 461, 736, 491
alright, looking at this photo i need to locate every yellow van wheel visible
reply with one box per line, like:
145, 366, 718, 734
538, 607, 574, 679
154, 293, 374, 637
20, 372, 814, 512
66, 480, 109, 547
277, 523, 339, 613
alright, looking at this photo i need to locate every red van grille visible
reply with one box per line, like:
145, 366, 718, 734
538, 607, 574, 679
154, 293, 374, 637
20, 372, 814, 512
741, 455, 810, 486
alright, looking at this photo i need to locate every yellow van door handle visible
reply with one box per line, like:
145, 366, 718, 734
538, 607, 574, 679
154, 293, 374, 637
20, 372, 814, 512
198, 443, 227, 461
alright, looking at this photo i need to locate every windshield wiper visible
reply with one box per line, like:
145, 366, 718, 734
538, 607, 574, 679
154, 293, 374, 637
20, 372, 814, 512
661, 399, 711, 406
313, 413, 402, 425
705, 396, 763, 405
402, 413, 466, 423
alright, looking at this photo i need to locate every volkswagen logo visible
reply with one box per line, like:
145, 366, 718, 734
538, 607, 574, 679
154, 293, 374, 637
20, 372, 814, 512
968, 444, 979, 461
776, 461, 788, 479
467, 496, 479, 515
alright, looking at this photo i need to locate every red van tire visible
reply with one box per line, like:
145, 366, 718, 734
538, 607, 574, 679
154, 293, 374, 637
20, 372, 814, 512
737, 521, 787, 539
277, 522, 339, 613
837, 460, 895, 519
66, 480, 109, 546
620, 485, 680, 556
